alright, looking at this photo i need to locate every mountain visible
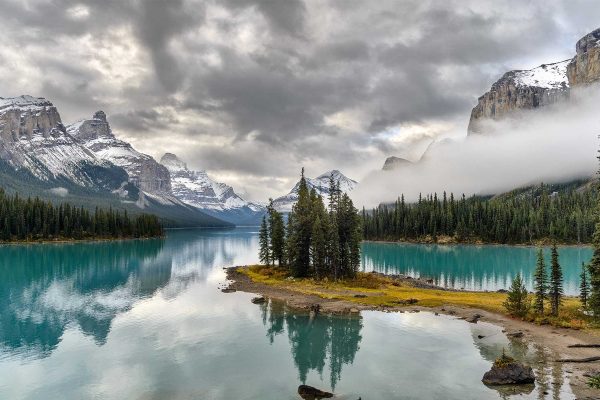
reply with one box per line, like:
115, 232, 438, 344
272, 170, 357, 212
382, 156, 412, 171
159, 153, 265, 224
468, 27, 600, 134
67, 111, 171, 194
0, 96, 229, 228
0, 96, 129, 193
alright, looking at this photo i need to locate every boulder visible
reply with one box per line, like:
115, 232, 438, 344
297, 385, 333, 399
482, 353, 535, 385
251, 296, 266, 304
467, 314, 482, 323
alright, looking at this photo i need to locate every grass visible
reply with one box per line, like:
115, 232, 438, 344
240, 265, 595, 331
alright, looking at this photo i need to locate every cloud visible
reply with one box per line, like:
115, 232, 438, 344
351, 86, 600, 208
1, 0, 599, 201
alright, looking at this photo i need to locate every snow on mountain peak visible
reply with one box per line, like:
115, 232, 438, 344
158, 153, 265, 223
273, 170, 357, 212
512, 60, 570, 89
160, 153, 187, 172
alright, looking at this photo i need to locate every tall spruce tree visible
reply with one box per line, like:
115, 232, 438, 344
259, 216, 271, 265
580, 262, 590, 309
503, 273, 530, 318
533, 248, 547, 314
549, 244, 563, 316
589, 148, 600, 318
267, 199, 285, 265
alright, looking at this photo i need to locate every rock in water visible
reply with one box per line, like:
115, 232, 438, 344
297, 385, 333, 399
482, 353, 535, 385
251, 296, 266, 304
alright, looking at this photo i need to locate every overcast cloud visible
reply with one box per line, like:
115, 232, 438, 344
1, 0, 599, 201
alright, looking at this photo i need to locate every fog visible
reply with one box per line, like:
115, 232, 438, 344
352, 87, 600, 208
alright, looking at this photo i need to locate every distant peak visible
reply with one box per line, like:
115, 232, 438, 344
93, 110, 107, 122
382, 156, 411, 171
160, 153, 187, 171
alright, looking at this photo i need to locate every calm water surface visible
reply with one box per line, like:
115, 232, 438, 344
362, 242, 592, 294
0, 228, 582, 399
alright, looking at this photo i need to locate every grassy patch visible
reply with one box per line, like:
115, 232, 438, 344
239, 265, 595, 330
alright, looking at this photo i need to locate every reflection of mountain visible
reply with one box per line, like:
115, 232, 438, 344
0, 228, 258, 359
0, 239, 168, 357
260, 301, 362, 390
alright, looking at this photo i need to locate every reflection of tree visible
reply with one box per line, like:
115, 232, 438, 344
361, 242, 590, 293
261, 301, 362, 390
0, 239, 167, 357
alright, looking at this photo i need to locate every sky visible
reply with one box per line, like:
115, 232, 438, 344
1, 0, 599, 202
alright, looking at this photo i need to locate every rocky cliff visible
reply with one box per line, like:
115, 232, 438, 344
567, 28, 600, 86
468, 61, 570, 133
468, 27, 600, 134
382, 156, 412, 171
0, 96, 129, 191
68, 112, 172, 194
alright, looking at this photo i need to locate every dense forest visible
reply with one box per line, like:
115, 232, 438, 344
0, 189, 163, 242
362, 183, 596, 244
260, 169, 362, 279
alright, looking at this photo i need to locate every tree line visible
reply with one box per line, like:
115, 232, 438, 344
362, 184, 596, 244
0, 189, 163, 242
259, 169, 362, 279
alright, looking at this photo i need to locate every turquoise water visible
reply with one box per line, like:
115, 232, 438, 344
362, 242, 592, 295
0, 228, 580, 399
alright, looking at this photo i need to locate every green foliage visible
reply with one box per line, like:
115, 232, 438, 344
588, 375, 600, 389
0, 188, 162, 241
261, 169, 361, 280
549, 244, 564, 316
503, 273, 530, 318
268, 199, 285, 266
533, 248, 547, 314
362, 184, 596, 244
493, 349, 515, 368
259, 216, 271, 265
580, 262, 590, 308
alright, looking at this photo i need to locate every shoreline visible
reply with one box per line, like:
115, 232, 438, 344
226, 266, 600, 399
0, 235, 165, 247
362, 239, 593, 248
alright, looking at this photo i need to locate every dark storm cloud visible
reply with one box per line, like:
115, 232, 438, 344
223, 0, 307, 37
1, 0, 599, 199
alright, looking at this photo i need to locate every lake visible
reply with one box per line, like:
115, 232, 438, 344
362, 241, 592, 295
0, 228, 582, 399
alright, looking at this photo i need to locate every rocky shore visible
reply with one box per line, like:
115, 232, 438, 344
226, 266, 600, 399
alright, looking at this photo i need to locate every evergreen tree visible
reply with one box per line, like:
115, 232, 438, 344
503, 273, 530, 318
580, 262, 590, 309
549, 243, 563, 316
310, 216, 326, 278
259, 216, 271, 265
267, 199, 285, 265
533, 248, 547, 314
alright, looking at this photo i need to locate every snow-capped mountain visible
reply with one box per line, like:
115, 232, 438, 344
0, 96, 129, 192
272, 170, 357, 212
0, 96, 229, 227
67, 111, 171, 194
160, 153, 265, 224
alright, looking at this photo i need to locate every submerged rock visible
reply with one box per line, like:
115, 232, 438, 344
221, 288, 236, 293
297, 385, 333, 399
482, 353, 535, 385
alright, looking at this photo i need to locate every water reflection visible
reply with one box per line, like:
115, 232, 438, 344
0, 228, 256, 359
362, 242, 592, 294
260, 301, 362, 390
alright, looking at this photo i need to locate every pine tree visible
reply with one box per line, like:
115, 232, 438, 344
549, 243, 563, 316
533, 248, 547, 314
503, 273, 530, 318
267, 199, 285, 266
310, 216, 326, 278
580, 262, 590, 309
259, 216, 271, 265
